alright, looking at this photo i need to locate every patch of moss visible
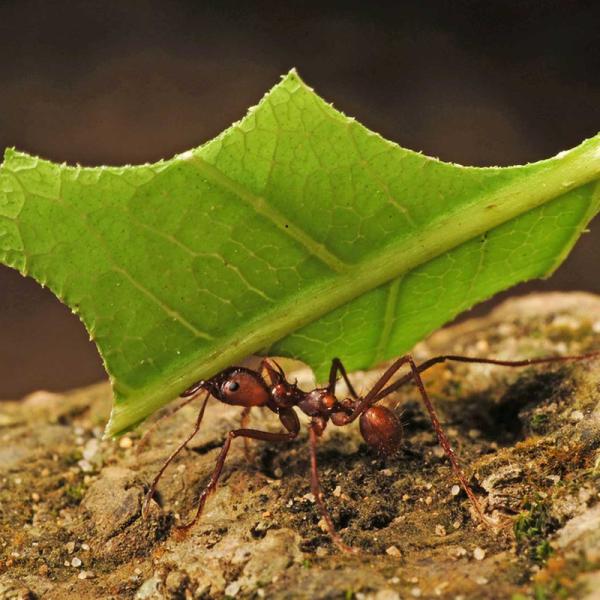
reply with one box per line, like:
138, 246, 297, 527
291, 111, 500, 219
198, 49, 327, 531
514, 497, 557, 564
64, 483, 86, 505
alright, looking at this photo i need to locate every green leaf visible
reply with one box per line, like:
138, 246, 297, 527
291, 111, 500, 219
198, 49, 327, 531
1, 70, 599, 436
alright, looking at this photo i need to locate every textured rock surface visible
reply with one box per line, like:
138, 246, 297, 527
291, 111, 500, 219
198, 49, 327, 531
1, 292, 600, 599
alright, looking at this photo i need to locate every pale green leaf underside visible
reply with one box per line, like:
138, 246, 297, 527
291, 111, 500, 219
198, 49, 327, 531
0, 70, 599, 436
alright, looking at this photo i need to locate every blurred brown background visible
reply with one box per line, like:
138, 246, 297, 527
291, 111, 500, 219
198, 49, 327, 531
0, 1, 599, 399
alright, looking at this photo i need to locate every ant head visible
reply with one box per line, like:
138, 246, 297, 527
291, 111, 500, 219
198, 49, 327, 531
210, 367, 270, 407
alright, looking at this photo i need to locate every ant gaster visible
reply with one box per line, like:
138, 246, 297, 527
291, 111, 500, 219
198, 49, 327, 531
142, 351, 599, 553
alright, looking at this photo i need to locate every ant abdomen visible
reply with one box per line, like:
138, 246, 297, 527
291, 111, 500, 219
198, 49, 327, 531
359, 405, 403, 454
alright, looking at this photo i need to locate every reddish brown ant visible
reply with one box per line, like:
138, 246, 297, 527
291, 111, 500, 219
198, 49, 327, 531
142, 350, 599, 553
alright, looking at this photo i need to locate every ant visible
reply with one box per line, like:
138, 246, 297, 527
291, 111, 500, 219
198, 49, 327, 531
141, 350, 599, 554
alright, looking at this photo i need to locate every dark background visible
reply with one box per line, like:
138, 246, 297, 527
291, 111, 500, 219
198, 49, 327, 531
1, 1, 599, 399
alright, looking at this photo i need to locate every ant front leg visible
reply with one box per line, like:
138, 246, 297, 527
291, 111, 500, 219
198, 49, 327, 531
136, 393, 200, 455
308, 420, 358, 554
142, 391, 210, 517
178, 408, 300, 531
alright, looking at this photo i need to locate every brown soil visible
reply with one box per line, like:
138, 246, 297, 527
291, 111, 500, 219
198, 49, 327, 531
1, 292, 600, 600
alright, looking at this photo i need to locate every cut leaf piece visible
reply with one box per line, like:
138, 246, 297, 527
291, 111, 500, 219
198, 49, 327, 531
0, 70, 598, 436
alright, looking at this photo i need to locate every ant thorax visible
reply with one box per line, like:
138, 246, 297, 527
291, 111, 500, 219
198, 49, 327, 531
297, 388, 338, 417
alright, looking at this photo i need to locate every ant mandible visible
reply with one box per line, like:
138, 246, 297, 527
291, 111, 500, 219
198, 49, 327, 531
142, 350, 599, 554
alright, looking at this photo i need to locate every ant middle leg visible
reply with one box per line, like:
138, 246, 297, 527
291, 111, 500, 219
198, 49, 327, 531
240, 406, 253, 462
308, 421, 358, 554
328, 358, 359, 399
179, 408, 299, 531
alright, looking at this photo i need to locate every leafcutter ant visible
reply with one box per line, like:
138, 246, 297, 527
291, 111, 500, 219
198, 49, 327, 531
141, 350, 599, 553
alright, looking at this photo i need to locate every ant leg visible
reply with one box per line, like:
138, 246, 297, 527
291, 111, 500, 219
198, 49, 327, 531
328, 357, 359, 399
373, 350, 600, 403
142, 391, 210, 517
376, 355, 492, 524
240, 406, 253, 462
343, 355, 491, 524
179, 409, 299, 531
136, 393, 200, 455
308, 422, 358, 554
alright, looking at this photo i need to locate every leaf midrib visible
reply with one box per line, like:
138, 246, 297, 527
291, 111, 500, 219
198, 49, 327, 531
106, 134, 600, 435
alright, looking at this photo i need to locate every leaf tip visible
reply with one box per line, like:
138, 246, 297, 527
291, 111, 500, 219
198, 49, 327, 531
2, 147, 17, 165
281, 67, 309, 89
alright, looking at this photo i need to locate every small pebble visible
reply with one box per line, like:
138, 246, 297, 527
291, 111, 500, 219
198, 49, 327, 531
411, 587, 422, 597
473, 547, 486, 561
119, 436, 133, 449
435, 524, 446, 537
317, 517, 328, 533
451, 485, 461, 496
65, 541, 75, 554
433, 446, 445, 458
570, 410, 584, 422
81, 543, 90, 551
385, 545, 401, 557
453, 546, 467, 557
77, 459, 93, 473
424, 496, 432, 505
475, 576, 489, 585
224, 581, 241, 597
380, 468, 393, 476
31, 492, 40, 502
71, 557, 82, 567
452, 520, 461, 529
332, 485, 342, 497
302, 492, 316, 503
434, 582, 449, 595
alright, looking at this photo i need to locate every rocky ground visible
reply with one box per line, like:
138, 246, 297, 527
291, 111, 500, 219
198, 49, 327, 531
1, 292, 600, 600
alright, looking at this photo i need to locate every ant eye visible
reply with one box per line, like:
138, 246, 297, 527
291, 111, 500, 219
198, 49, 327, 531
228, 381, 240, 392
